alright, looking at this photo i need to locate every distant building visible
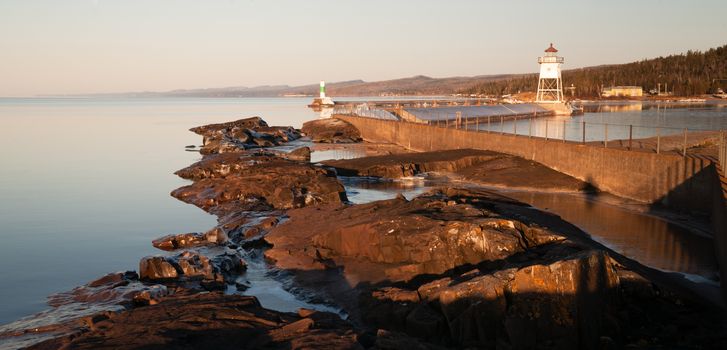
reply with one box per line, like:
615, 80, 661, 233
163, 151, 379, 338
602, 86, 643, 97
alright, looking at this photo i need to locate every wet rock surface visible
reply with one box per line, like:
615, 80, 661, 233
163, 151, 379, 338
152, 227, 228, 251
172, 157, 346, 213
26, 293, 362, 350
323, 149, 499, 178
266, 187, 566, 283
302, 118, 362, 143
0, 272, 169, 350
455, 154, 592, 192
323, 149, 589, 192
360, 249, 620, 349
192, 116, 303, 155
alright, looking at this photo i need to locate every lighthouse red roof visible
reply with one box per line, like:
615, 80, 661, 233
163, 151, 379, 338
545, 43, 558, 53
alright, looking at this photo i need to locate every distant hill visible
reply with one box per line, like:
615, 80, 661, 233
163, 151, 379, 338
69, 44, 727, 98
73, 75, 517, 98
461, 44, 727, 97
322, 75, 516, 96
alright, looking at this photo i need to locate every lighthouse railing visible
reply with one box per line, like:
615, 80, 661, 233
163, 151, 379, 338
538, 56, 564, 64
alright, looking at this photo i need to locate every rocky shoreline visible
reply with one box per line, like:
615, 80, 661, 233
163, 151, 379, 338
2, 116, 725, 349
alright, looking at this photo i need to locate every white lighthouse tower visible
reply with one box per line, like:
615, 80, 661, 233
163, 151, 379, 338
317, 81, 334, 106
535, 43, 565, 103
319, 80, 327, 99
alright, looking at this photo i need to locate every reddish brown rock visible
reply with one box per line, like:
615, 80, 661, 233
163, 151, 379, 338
323, 149, 589, 192
302, 118, 362, 143
0, 273, 172, 350
359, 250, 620, 349
152, 227, 228, 251
265, 187, 564, 283
48, 271, 168, 309
175, 251, 214, 280
139, 250, 244, 285
171, 158, 346, 213
139, 256, 178, 280
284, 146, 312, 162
189, 117, 303, 155
322, 149, 500, 178
174, 152, 270, 181
190, 116, 268, 135
455, 154, 591, 192
26, 293, 363, 350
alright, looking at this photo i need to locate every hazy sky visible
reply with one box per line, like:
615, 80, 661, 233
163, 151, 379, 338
1, 0, 725, 96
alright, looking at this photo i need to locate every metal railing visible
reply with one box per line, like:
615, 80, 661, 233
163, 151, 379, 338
335, 107, 726, 160
332, 104, 399, 121
427, 114, 723, 158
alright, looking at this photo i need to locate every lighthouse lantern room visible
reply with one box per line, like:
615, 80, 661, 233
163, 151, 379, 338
535, 43, 565, 103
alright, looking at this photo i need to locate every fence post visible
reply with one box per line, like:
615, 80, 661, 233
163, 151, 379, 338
562, 120, 566, 143
721, 130, 726, 167
488, 116, 491, 133
514, 116, 518, 135
501, 116, 504, 135
476, 117, 479, 131
529, 117, 532, 138
582, 121, 586, 144
656, 127, 661, 154
604, 124, 608, 148
683, 128, 687, 158
545, 120, 549, 140
719, 130, 727, 167
628, 125, 633, 150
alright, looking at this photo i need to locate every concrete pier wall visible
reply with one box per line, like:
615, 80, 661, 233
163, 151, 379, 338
337, 115, 718, 214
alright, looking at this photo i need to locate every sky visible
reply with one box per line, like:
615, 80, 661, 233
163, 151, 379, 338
0, 0, 726, 97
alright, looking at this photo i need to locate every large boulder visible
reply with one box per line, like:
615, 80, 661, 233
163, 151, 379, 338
139, 250, 245, 285
171, 158, 347, 213
189, 117, 303, 155
152, 227, 228, 251
322, 149, 501, 178
139, 256, 178, 280
190, 116, 268, 135
302, 118, 362, 143
265, 187, 565, 283
360, 250, 621, 349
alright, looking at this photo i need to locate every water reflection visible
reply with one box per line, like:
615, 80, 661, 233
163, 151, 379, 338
230, 249, 342, 316
504, 191, 718, 280
341, 175, 445, 204
0, 97, 321, 325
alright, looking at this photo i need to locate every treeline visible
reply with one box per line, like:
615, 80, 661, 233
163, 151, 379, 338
461, 44, 727, 98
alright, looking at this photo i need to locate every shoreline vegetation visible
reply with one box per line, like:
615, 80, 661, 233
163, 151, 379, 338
1, 117, 725, 349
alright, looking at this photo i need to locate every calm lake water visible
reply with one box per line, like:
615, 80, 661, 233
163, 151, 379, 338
0, 97, 721, 325
0, 97, 320, 325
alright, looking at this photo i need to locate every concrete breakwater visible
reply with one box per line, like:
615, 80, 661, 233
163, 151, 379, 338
336, 115, 718, 214
336, 114, 727, 301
